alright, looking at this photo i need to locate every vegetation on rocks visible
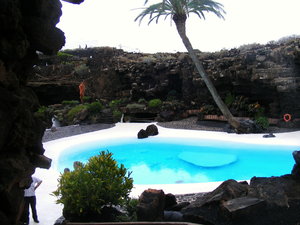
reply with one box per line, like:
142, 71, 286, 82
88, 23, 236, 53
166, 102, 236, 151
148, 98, 162, 108
67, 104, 87, 122
87, 101, 103, 113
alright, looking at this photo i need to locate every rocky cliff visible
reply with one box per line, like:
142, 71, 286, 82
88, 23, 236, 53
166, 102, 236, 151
0, 0, 82, 224
29, 40, 300, 122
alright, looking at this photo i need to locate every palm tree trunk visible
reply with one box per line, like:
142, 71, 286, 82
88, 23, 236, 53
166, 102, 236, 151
174, 18, 240, 129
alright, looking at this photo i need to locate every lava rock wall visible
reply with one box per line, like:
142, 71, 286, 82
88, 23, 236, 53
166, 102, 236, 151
30, 40, 300, 119
0, 0, 74, 224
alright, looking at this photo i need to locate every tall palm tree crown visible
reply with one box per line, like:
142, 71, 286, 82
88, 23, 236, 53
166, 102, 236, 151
135, 0, 225, 25
135, 0, 246, 132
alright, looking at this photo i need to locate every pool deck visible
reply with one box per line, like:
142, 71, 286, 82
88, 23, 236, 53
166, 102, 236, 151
32, 123, 300, 225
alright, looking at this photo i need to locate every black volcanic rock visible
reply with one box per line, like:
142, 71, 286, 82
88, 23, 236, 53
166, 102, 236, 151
0, 0, 83, 224
29, 41, 300, 125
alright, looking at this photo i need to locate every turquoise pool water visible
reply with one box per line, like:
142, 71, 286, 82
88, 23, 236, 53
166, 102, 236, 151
57, 137, 297, 184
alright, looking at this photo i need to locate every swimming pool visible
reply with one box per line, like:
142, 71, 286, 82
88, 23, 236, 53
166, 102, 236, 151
56, 137, 297, 184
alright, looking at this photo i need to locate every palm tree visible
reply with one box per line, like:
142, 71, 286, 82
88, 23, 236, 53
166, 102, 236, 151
135, 0, 242, 131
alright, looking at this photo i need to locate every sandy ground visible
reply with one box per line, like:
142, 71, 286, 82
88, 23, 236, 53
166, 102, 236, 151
31, 121, 300, 225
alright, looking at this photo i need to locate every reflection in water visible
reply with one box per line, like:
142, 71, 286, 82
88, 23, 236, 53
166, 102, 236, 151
130, 164, 209, 184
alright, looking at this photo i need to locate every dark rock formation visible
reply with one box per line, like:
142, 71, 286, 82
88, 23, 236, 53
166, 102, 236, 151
137, 124, 159, 139
135, 151, 300, 225
137, 189, 165, 221
180, 151, 300, 225
164, 193, 177, 210
146, 124, 159, 136
137, 129, 148, 139
0, 0, 81, 224
262, 133, 276, 138
29, 41, 300, 126
291, 150, 300, 178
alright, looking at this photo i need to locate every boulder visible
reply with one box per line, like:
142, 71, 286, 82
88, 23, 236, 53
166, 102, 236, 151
137, 129, 148, 139
137, 124, 159, 139
164, 193, 177, 210
137, 189, 165, 221
145, 124, 159, 136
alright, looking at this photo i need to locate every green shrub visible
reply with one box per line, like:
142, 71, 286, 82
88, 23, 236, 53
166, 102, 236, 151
53, 151, 133, 221
255, 106, 265, 117
109, 99, 123, 108
82, 96, 91, 103
225, 92, 235, 107
57, 51, 74, 58
255, 116, 269, 130
87, 101, 103, 113
34, 106, 52, 127
148, 99, 162, 108
113, 110, 122, 121
116, 198, 138, 222
35, 106, 48, 117
62, 100, 80, 105
67, 105, 87, 121
124, 198, 138, 221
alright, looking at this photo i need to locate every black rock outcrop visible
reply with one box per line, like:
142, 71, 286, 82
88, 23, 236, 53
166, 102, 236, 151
0, 0, 84, 224
137, 124, 159, 139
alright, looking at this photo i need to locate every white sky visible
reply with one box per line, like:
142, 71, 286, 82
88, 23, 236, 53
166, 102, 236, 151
57, 0, 300, 53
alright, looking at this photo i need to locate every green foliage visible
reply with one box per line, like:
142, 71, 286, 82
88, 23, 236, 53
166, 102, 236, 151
67, 105, 87, 121
82, 96, 91, 103
34, 106, 52, 128
35, 106, 48, 118
116, 198, 138, 222
109, 99, 123, 108
53, 151, 133, 219
135, 0, 225, 25
124, 198, 138, 221
255, 116, 269, 130
148, 99, 162, 108
253, 106, 269, 129
87, 101, 103, 114
113, 110, 122, 121
254, 106, 265, 117
225, 92, 235, 107
57, 51, 74, 58
62, 100, 80, 105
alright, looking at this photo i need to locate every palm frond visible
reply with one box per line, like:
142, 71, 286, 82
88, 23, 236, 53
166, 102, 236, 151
187, 0, 225, 19
135, 1, 173, 25
135, 0, 225, 25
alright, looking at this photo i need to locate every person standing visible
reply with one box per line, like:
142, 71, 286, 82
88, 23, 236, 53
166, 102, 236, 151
22, 176, 42, 224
